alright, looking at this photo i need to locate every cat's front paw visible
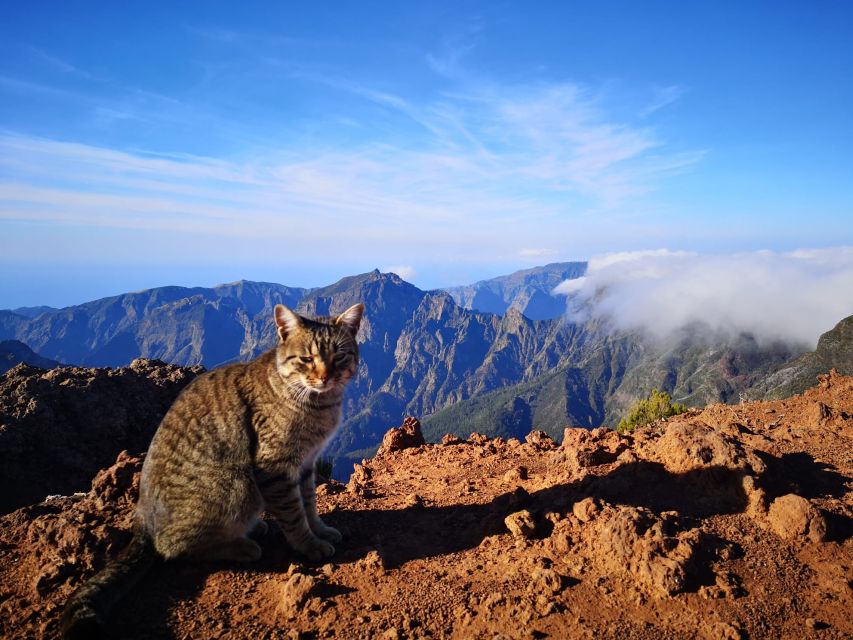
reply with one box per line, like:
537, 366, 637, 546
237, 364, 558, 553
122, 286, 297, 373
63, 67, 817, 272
312, 522, 343, 543
296, 536, 336, 561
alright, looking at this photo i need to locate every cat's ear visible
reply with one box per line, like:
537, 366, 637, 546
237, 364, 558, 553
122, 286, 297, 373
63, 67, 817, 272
274, 304, 302, 341
335, 303, 364, 334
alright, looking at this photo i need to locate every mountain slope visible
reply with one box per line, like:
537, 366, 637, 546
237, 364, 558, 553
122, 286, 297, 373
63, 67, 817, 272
445, 261, 586, 319
0, 340, 62, 374
0, 359, 202, 513
749, 314, 853, 399
422, 324, 804, 440
0, 281, 306, 368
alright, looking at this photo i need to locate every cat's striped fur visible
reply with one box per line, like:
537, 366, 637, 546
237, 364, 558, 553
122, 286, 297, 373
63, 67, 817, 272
61, 302, 364, 639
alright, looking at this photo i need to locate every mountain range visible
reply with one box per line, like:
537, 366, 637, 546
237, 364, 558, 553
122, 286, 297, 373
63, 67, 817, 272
445, 261, 586, 319
2, 263, 851, 478
0, 340, 61, 374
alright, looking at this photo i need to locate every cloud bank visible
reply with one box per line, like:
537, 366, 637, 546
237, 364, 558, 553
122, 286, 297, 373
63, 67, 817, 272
554, 248, 853, 346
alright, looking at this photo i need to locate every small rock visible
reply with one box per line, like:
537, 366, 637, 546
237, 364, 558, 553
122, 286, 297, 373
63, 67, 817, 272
741, 475, 767, 516
526, 430, 557, 449
441, 433, 464, 445
768, 494, 827, 542
810, 402, 832, 424
277, 573, 317, 619
315, 480, 346, 497
704, 621, 743, 640
529, 567, 565, 595
347, 463, 372, 493
404, 493, 423, 508
356, 550, 385, 573
376, 416, 426, 456
458, 480, 476, 494
572, 497, 600, 523
503, 466, 529, 483
505, 510, 538, 539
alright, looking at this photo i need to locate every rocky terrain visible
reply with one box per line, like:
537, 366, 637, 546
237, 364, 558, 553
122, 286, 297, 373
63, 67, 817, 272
0, 371, 851, 639
0, 359, 203, 513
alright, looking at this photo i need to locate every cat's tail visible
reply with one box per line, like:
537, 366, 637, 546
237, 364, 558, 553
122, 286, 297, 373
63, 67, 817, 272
60, 523, 157, 640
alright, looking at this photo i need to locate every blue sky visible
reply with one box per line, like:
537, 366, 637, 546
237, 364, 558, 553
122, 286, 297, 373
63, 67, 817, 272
1, 1, 852, 308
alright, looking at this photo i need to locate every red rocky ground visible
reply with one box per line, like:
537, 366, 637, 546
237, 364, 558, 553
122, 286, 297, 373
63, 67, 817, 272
1, 371, 851, 639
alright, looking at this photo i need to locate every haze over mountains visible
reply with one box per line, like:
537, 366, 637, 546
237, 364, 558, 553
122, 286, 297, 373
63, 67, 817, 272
2, 262, 851, 478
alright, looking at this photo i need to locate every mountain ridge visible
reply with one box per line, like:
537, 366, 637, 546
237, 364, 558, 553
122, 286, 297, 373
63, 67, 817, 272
444, 261, 586, 320
2, 266, 848, 481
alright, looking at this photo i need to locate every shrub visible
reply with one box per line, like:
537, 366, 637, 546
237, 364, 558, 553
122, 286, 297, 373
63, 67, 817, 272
616, 389, 687, 434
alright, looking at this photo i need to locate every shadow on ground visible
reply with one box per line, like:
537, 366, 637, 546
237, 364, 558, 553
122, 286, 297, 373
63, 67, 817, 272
110, 453, 852, 638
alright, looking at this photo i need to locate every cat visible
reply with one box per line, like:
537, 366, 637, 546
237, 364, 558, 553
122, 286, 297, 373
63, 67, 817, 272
61, 302, 364, 640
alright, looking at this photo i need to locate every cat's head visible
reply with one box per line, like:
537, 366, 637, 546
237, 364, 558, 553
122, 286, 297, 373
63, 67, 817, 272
273, 303, 363, 395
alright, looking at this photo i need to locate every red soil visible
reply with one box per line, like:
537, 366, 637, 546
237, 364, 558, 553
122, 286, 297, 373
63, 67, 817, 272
1, 371, 851, 639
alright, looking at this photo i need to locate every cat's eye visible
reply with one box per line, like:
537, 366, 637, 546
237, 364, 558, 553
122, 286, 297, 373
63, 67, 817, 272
299, 356, 313, 364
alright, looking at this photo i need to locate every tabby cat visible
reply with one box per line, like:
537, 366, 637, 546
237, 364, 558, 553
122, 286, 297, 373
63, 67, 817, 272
61, 302, 364, 639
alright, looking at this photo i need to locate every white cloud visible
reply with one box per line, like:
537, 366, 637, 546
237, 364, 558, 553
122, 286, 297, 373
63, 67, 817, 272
587, 249, 694, 271
553, 248, 853, 346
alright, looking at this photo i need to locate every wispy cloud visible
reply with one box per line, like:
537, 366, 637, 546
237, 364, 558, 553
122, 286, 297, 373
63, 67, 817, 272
0, 49, 701, 267
425, 24, 481, 80
315, 76, 701, 206
554, 248, 853, 345
640, 85, 685, 118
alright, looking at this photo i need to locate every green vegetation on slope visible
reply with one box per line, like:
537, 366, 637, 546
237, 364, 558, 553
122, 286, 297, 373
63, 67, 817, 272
616, 389, 687, 434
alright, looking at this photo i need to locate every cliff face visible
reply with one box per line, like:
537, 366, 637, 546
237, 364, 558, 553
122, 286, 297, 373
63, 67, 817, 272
750, 316, 853, 400
0, 359, 202, 513
0, 373, 850, 639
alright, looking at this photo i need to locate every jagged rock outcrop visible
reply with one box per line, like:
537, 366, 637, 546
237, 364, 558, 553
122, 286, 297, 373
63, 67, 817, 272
0, 359, 202, 513
375, 416, 426, 456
